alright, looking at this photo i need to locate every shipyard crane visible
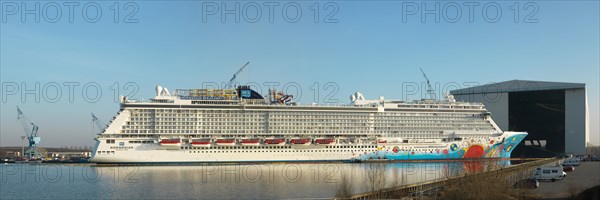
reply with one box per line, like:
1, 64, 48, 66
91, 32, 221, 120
16, 107, 43, 159
91, 113, 108, 134
226, 62, 250, 89
419, 67, 436, 100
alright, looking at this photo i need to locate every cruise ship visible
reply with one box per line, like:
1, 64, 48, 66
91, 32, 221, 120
90, 84, 527, 164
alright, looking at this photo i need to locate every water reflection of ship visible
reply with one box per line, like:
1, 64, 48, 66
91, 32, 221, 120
441, 160, 512, 176
463, 161, 484, 173
362, 161, 513, 181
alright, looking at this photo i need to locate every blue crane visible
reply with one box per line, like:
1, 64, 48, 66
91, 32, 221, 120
419, 67, 436, 100
17, 107, 43, 159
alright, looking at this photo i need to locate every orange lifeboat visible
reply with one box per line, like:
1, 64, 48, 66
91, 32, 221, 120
160, 139, 182, 146
290, 138, 311, 145
264, 138, 286, 145
215, 139, 236, 146
190, 139, 212, 147
241, 138, 261, 146
315, 138, 336, 145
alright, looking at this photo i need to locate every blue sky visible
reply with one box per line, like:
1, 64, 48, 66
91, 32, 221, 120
1, 1, 598, 147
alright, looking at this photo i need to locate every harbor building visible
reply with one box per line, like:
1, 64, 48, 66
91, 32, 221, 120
451, 80, 589, 158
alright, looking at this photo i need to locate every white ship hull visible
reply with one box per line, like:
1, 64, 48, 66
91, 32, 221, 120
91, 131, 526, 163
92, 142, 362, 163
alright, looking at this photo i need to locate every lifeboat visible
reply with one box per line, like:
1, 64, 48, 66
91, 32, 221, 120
160, 139, 182, 146
216, 139, 236, 146
377, 139, 388, 144
264, 138, 286, 145
241, 138, 261, 146
290, 138, 311, 145
315, 138, 336, 145
190, 139, 212, 147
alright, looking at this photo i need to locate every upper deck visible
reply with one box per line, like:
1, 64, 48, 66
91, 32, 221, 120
120, 85, 487, 113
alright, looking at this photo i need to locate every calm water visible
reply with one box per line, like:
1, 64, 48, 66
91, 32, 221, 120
0, 161, 511, 199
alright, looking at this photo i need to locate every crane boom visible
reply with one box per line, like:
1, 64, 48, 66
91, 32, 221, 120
17, 107, 31, 137
226, 62, 250, 89
17, 106, 38, 138
91, 113, 107, 134
419, 67, 436, 100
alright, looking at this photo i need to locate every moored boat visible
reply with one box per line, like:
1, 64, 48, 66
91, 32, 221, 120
28, 157, 43, 164
15, 157, 28, 164
90, 80, 528, 164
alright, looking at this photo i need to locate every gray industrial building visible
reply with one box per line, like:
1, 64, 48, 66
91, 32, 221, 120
450, 80, 589, 158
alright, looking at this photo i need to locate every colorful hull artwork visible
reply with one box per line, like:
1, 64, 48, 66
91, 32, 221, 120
358, 132, 527, 160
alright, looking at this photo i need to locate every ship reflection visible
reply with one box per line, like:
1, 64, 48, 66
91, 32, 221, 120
89, 160, 512, 199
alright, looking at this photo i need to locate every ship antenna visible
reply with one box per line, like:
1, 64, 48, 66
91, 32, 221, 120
419, 67, 436, 100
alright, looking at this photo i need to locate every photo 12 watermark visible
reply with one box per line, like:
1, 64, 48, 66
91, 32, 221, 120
201, 1, 339, 23
401, 1, 539, 23
399, 81, 542, 103
1, 1, 139, 23
198, 81, 341, 104
0, 165, 139, 184
1, 82, 139, 103
1, 81, 545, 104
0, 162, 469, 185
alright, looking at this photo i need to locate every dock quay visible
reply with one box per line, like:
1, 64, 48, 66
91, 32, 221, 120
347, 158, 560, 199
0, 147, 91, 163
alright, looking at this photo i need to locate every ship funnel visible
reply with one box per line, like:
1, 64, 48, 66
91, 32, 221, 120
350, 92, 365, 103
155, 85, 163, 96
356, 92, 365, 100
444, 92, 456, 102
155, 85, 171, 97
